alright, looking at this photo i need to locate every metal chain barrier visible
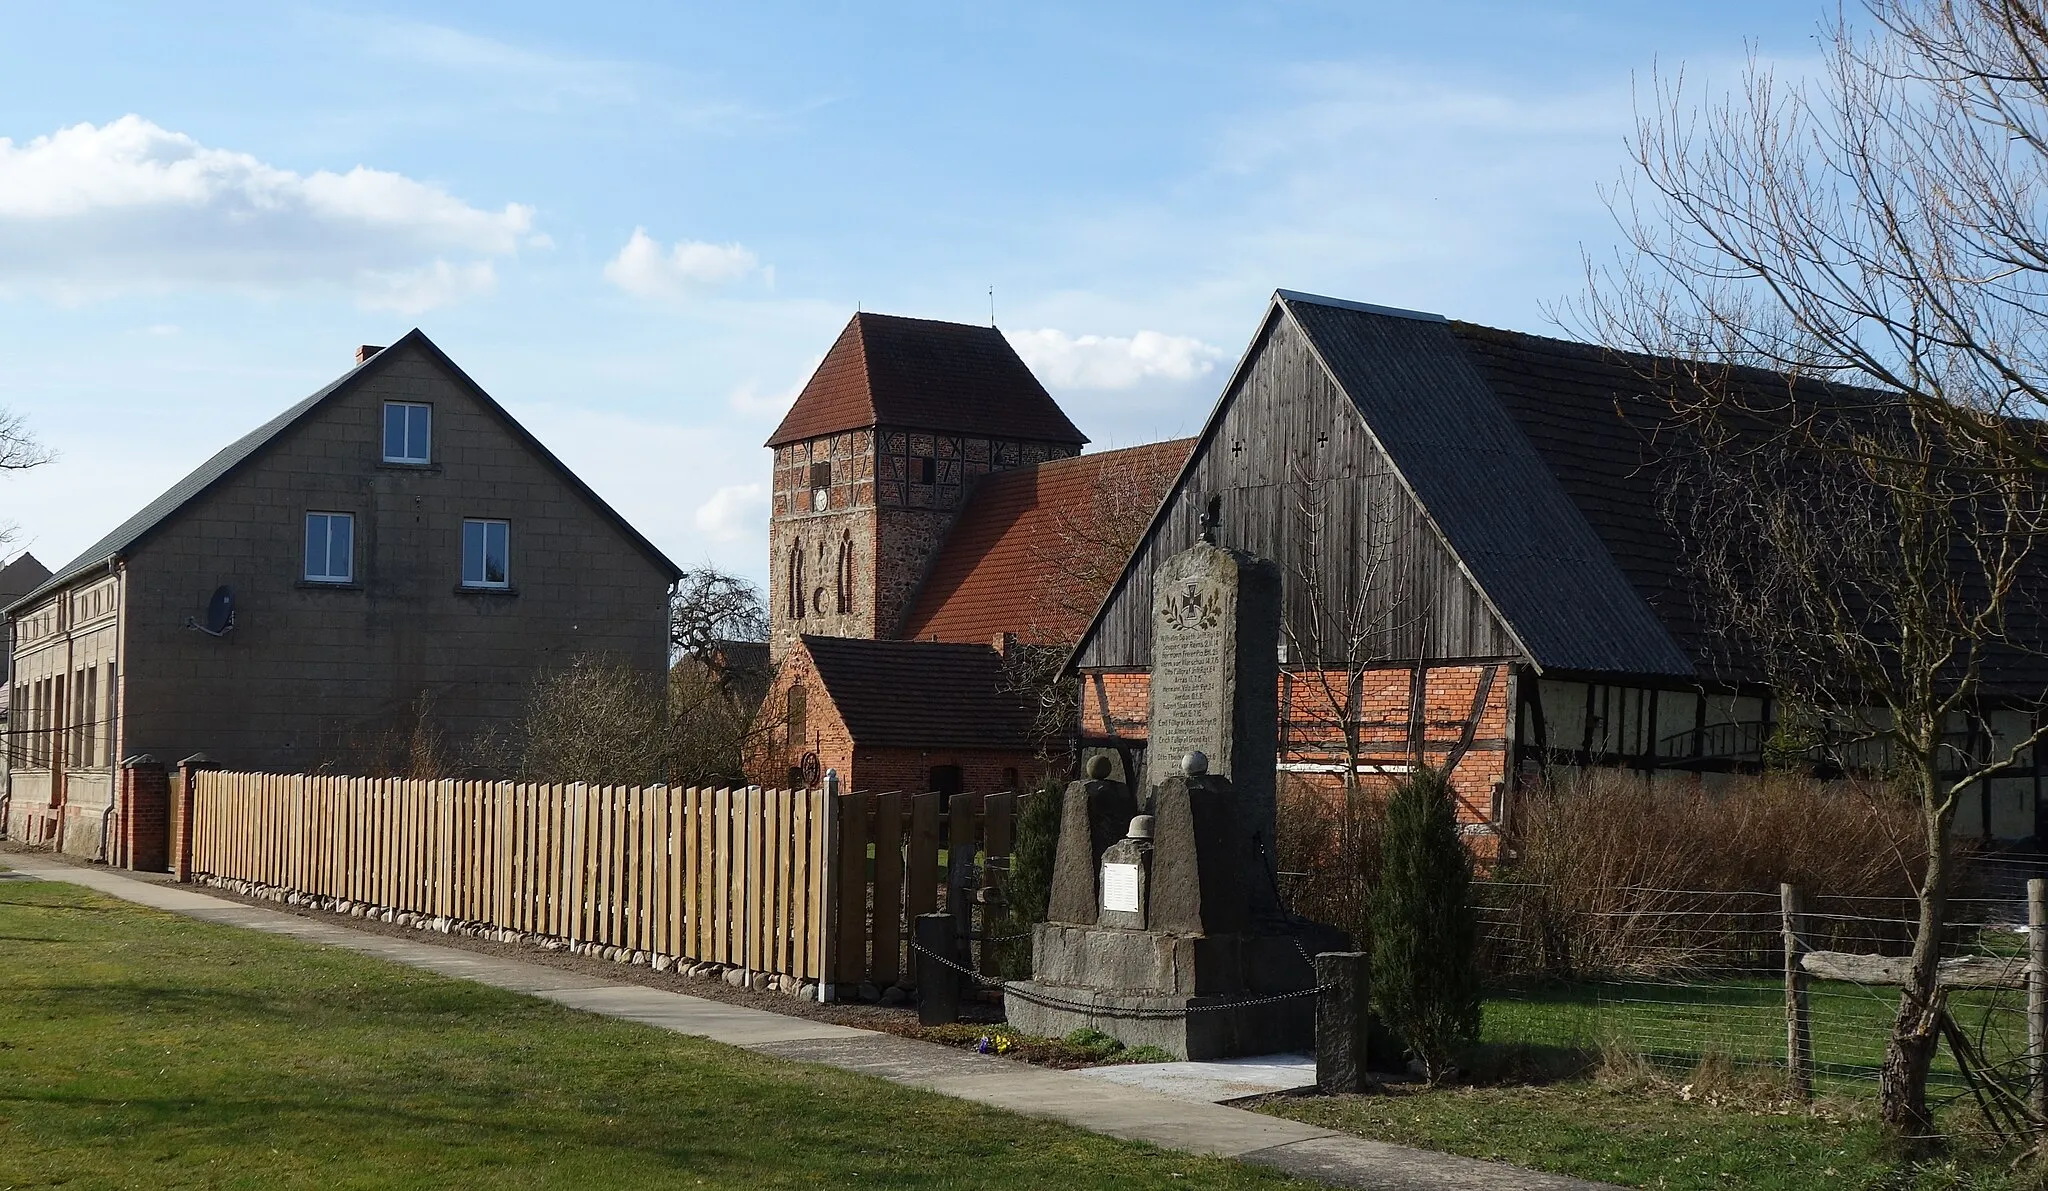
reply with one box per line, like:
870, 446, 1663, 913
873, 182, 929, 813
909, 938, 1329, 1020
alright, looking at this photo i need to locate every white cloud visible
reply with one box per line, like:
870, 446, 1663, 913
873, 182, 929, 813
726, 354, 822, 420
694, 483, 768, 543
504, 401, 770, 586
0, 115, 536, 307
603, 228, 765, 299
359, 260, 499, 315
1005, 328, 1226, 390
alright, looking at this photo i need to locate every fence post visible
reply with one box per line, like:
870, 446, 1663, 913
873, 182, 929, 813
817, 770, 839, 1003
1315, 951, 1370, 1093
173, 753, 216, 884
916, 912, 960, 1025
2029, 878, 2047, 1130
1782, 882, 1813, 1100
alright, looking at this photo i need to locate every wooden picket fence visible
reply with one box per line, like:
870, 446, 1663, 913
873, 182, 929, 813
187, 770, 1029, 988
827, 790, 1023, 985
191, 771, 831, 979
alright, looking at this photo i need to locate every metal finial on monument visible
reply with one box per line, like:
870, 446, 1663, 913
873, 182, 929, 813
1198, 495, 1222, 545
1181, 751, 1209, 776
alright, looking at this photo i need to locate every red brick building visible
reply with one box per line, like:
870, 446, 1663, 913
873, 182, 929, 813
766, 634, 1040, 795
751, 311, 1189, 793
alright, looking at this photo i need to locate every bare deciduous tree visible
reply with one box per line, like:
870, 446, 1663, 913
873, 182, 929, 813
670, 566, 769, 686
1006, 445, 1186, 768
1280, 453, 1419, 810
0, 406, 53, 554
1574, 0, 2048, 1140
0, 408, 52, 473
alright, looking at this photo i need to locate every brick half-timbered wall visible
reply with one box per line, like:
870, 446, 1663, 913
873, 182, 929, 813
1079, 663, 1515, 830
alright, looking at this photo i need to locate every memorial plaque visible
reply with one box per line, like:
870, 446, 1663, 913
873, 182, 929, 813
1101, 862, 1141, 913
1143, 538, 1282, 889
1148, 544, 1236, 777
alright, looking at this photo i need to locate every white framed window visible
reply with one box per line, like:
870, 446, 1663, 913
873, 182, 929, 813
304, 512, 354, 583
382, 401, 431, 464
461, 519, 510, 588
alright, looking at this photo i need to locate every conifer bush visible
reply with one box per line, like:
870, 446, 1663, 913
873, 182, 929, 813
996, 778, 1064, 978
1369, 766, 1480, 1084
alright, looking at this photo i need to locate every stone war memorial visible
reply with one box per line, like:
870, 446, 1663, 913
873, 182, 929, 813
1006, 535, 1342, 1059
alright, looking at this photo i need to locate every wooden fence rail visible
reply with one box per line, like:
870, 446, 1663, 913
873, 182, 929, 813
188, 771, 1033, 989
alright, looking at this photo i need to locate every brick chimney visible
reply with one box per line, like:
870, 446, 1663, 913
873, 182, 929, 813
355, 345, 385, 366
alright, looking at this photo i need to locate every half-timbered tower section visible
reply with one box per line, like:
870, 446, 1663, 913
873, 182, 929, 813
764, 313, 1087, 660
1071, 291, 1819, 836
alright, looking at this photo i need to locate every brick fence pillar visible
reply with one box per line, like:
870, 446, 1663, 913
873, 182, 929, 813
119, 755, 169, 872
173, 753, 217, 883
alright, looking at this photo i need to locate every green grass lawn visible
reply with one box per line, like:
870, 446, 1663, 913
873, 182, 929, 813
1483, 976, 2032, 1097
0, 875, 1300, 1190
1259, 1081, 2025, 1191
1253, 979, 2038, 1191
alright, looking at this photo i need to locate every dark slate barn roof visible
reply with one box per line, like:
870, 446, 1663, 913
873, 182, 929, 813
1279, 292, 1696, 678
766, 313, 1087, 448
1073, 289, 2048, 690
1447, 323, 1720, 673
802, 635, 1036, 750
8, 329, 681, 614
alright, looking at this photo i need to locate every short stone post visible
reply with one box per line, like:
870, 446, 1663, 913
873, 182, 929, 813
1315, 951, 1370, 1093
173, 753, 216, 884
917, 912, 960, 1025
1782, 883, 1813, 1100
2029, 879, 2047, 1130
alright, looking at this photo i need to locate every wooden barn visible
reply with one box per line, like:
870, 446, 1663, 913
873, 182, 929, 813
1068, 290, 2048, 842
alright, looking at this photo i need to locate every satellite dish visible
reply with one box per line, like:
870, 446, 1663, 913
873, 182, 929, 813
185, 586, 236, 637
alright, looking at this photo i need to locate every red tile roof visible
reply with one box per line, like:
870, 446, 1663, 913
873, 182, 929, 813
801, 635, 1037, 750
898, 439, 1194, 645
766, 313, 1088, 448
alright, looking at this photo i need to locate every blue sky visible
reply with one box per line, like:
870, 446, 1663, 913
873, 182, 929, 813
0, 1, 1829, 589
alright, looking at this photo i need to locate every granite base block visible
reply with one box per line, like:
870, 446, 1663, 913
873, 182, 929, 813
1031, 922, 1319, 996
1003, 981, 1315, 1061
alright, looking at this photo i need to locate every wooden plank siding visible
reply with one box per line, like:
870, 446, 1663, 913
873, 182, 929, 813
1075, 307, 1522, 673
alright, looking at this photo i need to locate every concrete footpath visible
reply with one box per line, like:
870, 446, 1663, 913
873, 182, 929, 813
4, 854, 1612, 1191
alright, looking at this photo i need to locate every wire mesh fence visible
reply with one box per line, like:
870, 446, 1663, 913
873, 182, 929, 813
1470, 877, 2039, 1106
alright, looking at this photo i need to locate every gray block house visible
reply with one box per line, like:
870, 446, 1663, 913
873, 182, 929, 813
5, 330, 679, 859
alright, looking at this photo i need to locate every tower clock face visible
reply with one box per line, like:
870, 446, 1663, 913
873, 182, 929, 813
812, 487, 829, 511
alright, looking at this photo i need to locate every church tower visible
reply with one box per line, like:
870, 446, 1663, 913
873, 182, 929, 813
765, 312, 1087, 660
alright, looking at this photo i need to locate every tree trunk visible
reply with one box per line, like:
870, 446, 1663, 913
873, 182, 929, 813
1880, 761, 1952, 1146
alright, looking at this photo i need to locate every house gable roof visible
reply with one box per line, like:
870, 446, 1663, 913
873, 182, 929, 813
899, 439, 1193, 645
0, 553, 52, 605
801, 634, 1036, 751
765, 312, 1087, 448
9, 329, 680, 614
